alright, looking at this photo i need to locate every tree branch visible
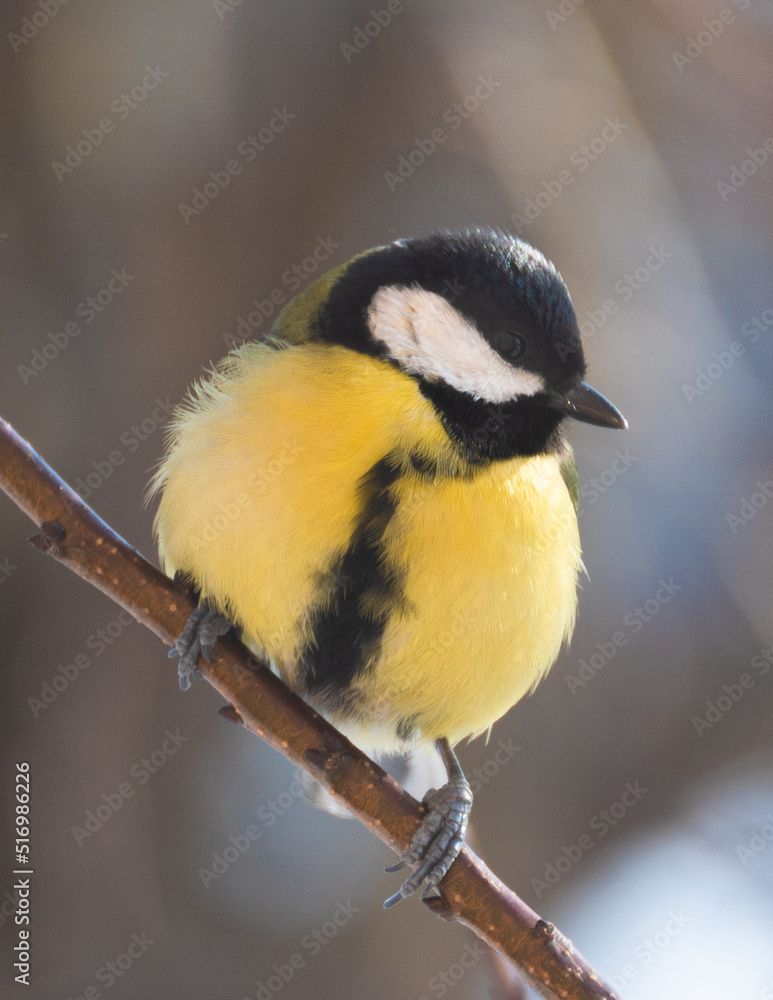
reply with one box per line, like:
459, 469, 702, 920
0, 415, 619, 1000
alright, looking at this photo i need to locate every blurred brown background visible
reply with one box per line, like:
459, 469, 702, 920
2, 1, 773, 997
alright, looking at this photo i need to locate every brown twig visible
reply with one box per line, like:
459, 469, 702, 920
0, 415, 620, 1000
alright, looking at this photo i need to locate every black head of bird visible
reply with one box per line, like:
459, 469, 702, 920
312, 229, 626, 463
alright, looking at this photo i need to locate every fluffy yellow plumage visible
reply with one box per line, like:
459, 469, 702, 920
153, 339, 581, 754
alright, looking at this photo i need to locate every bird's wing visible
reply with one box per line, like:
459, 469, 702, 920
270, 245, 386, 346
270, 260, 350, 345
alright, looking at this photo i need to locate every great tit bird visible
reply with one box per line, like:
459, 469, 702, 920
152, 229, 626, 907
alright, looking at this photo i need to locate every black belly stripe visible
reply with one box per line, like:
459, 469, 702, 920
299, 455, 405, 698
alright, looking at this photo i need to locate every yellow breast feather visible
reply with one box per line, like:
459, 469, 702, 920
152, 339, 581, 753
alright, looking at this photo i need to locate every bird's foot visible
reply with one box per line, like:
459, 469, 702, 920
168, 600, 232, 690
383, 776, 472, 907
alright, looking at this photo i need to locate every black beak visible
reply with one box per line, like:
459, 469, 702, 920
553, 382, 628, 430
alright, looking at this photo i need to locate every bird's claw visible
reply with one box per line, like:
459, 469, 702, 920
168, 601, 232, 690
384, 779, 472, 907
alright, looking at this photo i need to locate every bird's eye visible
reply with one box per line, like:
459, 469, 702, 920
495, 330, 526, 362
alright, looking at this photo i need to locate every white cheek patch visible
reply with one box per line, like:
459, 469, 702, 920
367, 286, 545, 403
